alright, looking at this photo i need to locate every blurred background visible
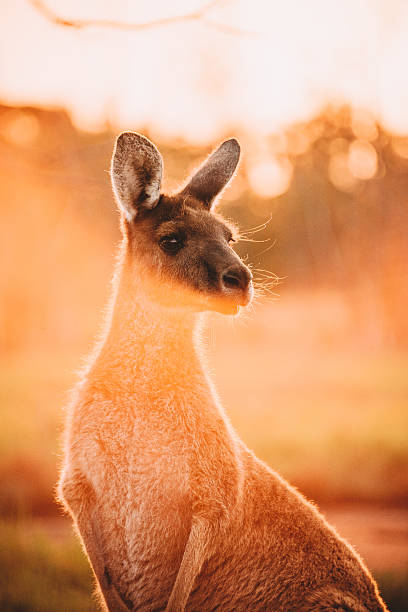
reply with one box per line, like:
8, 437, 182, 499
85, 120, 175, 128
1, 1, 408, 610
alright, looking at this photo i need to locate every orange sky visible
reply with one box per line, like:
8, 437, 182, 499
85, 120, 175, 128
1, 0, 408, 142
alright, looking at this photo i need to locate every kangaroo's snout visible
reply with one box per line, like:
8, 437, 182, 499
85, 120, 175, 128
221, 264, 253, 305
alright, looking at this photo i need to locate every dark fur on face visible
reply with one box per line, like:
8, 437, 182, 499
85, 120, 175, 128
112, 133, 253, 314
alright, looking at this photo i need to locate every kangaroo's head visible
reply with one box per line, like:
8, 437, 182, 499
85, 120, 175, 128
111, 132, 253, 315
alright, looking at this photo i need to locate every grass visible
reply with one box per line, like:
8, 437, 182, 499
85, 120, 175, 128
0, 351, 72, 517
0, 294, 407, 608
0, 520, 97, 612
0, 520, 406, 611
379, 569, 408, 611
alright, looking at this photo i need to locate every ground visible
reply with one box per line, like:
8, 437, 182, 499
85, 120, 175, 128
1, 294, 407, 610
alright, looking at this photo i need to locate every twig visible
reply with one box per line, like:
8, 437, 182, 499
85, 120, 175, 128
28, 0, 258, 37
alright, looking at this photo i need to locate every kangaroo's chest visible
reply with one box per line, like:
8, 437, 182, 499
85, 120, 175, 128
79, 406, 192, 600
86, 404, 191, 505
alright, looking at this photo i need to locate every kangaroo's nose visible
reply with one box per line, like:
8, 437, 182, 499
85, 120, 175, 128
221, 265, 253, 298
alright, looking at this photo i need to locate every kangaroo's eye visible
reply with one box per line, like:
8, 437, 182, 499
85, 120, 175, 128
159, 234, 183, 255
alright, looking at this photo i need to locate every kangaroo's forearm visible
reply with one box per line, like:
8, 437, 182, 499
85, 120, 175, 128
166, 518, 213, 612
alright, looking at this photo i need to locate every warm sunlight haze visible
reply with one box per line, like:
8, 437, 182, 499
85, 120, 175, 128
3, 0, 408, 140
0, 1, 407, 610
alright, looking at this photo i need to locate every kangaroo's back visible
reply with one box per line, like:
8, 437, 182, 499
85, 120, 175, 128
58, 133, 387, 612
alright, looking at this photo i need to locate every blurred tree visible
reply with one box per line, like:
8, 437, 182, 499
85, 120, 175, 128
1, 104, 407, 350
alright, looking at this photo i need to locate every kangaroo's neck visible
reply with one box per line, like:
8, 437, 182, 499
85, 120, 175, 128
94, 252, 205, 390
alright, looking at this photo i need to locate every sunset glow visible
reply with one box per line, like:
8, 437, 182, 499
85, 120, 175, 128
1, 3, 408, 609
2, 0, 408, 141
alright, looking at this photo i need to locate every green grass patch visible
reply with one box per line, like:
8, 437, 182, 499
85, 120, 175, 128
377, 569, 408, 612
0, 520, 98, 612
0, 520, 406, 611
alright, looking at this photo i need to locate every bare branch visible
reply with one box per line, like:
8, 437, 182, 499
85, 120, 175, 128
28, 0, 259, 37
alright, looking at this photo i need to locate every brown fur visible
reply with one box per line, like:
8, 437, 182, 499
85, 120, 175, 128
58, 133, 387, 611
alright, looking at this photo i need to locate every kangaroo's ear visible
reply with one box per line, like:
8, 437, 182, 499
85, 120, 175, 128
181, 139, 240, 209
111, 132, 163, 221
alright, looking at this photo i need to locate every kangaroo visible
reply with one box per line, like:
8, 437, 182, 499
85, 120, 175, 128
58, 132, 387, 612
